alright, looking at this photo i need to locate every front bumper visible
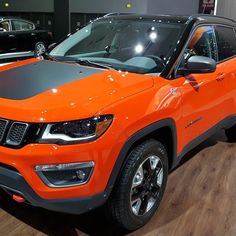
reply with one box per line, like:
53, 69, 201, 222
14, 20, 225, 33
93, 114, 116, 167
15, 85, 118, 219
0, 165, 107, 214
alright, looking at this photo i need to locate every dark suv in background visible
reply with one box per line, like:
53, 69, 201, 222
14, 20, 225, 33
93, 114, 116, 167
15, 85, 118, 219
0, 17, 53, 57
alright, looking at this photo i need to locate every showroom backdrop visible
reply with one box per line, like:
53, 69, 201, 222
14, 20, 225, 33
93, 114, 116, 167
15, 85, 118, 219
0, 0, 199, 40
0, 0, 231, 41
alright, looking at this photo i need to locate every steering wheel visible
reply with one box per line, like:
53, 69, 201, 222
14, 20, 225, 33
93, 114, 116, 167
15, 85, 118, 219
145, 55, 166, 72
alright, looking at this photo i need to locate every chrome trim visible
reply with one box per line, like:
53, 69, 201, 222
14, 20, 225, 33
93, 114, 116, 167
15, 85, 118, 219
0, 51, 34, 60
41, 124, 96, 142
35, 161, 95, 188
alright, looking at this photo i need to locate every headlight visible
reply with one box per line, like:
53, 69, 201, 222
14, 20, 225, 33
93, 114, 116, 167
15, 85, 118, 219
39, 115, 113, 144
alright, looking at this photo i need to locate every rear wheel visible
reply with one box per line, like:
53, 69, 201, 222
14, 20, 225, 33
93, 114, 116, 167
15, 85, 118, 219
34, 41, 46, 57
106, 139, 168, 231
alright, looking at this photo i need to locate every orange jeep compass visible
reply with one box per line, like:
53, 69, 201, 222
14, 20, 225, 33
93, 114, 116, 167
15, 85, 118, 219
0, 13, 236, 231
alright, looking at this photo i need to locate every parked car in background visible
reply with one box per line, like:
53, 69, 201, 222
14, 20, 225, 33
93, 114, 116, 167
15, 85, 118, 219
0, 17, 53, 57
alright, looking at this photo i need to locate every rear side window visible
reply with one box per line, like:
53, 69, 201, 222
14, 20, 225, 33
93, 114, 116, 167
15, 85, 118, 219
215, 26, 236, 61
0, 21, 10, 31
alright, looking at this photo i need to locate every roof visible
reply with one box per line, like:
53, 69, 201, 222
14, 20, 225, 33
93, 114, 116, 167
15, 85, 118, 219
0, 16, 34, 25
102, 13, 236, 27
0, 16, 21, 21
190, 14, 236, 26
103, 14, 190, 24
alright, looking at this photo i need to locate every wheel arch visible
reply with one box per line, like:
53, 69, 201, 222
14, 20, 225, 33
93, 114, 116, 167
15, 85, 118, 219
104, 118, 177, 197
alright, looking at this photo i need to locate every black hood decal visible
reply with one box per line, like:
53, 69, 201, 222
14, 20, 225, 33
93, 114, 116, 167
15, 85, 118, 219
0, 60, 102, 100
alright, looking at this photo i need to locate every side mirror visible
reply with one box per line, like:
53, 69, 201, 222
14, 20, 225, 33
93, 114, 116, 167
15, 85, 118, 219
178, 56, 216, 75
0, 27, 6, 32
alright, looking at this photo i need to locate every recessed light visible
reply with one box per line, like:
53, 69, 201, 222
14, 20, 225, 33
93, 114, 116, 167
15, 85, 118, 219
126, 3, 132, 8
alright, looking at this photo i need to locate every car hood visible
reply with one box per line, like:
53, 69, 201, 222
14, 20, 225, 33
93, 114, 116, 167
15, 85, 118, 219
0, 59, 154, 122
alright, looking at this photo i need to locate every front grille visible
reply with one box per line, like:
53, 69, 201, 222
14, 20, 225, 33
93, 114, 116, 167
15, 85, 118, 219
0, 119, 8, 142
0, 119, 30, 147
6, 122, 29, 146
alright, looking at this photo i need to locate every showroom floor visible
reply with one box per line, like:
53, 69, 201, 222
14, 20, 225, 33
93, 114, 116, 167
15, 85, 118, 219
0, 130, 235, 236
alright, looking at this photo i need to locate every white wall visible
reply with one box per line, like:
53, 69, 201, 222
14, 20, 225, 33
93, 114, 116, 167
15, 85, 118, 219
0, 0, 54, 12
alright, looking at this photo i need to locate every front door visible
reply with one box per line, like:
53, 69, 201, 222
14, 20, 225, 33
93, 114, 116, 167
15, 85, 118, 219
177, 26, 226, 148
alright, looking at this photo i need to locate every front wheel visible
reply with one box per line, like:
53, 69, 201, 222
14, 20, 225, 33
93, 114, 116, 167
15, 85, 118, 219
106, 139, 168, 231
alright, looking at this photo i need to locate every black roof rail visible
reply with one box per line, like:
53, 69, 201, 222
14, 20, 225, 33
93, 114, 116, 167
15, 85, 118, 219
191, 14, 236, 23
103, 12, 134, 17
0, 16, 21, 20
103, 13, 120, 17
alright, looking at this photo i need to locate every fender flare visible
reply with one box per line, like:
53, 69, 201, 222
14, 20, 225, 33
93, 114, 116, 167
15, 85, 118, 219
104, 118, 177, 197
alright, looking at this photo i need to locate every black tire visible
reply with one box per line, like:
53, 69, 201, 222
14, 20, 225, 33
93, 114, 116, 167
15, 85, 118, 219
225, 124, 236, 141
106, 139, 168, 231
34, 41, 46, 57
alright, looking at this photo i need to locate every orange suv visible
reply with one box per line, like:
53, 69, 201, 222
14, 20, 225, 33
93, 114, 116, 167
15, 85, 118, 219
0, 14, 236, 231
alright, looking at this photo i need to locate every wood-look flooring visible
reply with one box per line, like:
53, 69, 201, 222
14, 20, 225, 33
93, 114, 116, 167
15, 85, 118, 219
0, 131, 235, 236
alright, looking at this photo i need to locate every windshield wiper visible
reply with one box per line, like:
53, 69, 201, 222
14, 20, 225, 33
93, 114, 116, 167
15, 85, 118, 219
42, 54, 114, 70
72, 59, 115, 70
41, 52, 58, 61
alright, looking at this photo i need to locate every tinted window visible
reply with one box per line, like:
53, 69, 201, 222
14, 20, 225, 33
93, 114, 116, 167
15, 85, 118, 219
185, 26, 217, 61
0, 21, 10, 31
50, 19, 185, 74
12, 20, 34, 31
215, 26, 236, 61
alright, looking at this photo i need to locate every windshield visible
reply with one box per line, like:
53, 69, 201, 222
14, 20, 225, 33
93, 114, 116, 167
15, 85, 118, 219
50, 18, 185, 74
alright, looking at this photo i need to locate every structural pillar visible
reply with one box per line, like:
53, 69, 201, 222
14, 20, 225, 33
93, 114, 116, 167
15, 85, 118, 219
54, 0, 70, 41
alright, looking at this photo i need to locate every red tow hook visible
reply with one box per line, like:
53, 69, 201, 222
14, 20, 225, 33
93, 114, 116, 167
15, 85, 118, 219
12, 194, 26, 203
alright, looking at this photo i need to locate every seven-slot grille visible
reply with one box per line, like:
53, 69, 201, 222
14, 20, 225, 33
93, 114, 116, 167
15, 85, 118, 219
0, 119, 29, 147
0, 119, 8, 142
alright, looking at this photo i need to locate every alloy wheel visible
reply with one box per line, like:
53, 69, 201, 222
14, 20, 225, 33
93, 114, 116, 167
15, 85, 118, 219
130, 155, 164, 216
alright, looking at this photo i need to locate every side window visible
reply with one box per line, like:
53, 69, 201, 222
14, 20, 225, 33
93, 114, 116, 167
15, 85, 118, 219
184, 26, 217, 61
215, 26, 236, 61
12, 20, 34, 31
0, 20, 10, 31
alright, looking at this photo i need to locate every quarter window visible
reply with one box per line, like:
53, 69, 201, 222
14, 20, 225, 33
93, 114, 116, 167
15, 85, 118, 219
215, 26, 236, 61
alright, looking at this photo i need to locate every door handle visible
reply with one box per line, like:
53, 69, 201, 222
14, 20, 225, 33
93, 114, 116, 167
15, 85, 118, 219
216, 73, 225, 81
8, 34, 15, 38
31, 33, 36, 36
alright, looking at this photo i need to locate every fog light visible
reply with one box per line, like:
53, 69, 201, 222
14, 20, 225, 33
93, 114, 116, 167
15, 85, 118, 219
35, 162, 94, 188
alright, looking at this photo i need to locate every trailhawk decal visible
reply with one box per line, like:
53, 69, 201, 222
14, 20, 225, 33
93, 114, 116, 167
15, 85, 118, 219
0, 60, 102, 100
